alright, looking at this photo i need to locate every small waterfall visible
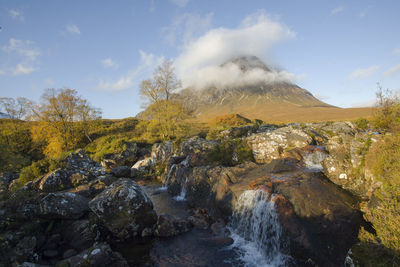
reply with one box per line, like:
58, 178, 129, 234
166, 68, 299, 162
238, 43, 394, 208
303, 147, 327, 171
159, 164, 178, 191
228, 190, 289, 267
173, 177, 188, 202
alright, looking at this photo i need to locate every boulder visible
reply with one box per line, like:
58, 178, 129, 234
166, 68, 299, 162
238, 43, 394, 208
57, 242, 128, 267
38, 192, 89, 219
89, 178, 157, 240
109, 166, 131, 178
67, 179, 107, 199
152, 141, 174, 164
154, 214, 192, 237
271, 171, 364, 267
63, 220, 97, 251
246, 126, 313, 163
65, 149, 104, 177
37, 169, 72, 192
179, 136, 219, 156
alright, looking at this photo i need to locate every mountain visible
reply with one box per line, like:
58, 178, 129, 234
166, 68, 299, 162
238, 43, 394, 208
173, 56, 372, 123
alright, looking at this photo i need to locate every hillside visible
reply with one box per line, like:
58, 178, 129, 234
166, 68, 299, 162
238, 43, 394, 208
171, 56, 373, 123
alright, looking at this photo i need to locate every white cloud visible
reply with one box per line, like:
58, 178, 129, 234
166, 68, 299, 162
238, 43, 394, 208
163, 13, 213, 46
383, 64, 400, 77
3, 38, 40, 61
66, 24, 81, 35
8, 9, 24, 21
349, 65, 380, 79
393, 47, 400, 55
2, 38, 40, 75
170, 0, 189, 8
174, 11, 296, 89
95, 50, 164, 92
331, 6, 344, 15
101, 58, 119, 69
351, 99, 376, 108
13, 64, 35, 75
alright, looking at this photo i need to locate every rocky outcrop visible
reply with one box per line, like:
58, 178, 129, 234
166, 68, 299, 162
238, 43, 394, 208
152, 141, 174, 164
246, 125, 313, 163
57, 242, 128, 267
36, 169, 73, 193
38, 192, 89, 219
89, 178, 157, 240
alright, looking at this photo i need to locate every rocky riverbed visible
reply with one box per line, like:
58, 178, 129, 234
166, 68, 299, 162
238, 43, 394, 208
0, 121, 379, 266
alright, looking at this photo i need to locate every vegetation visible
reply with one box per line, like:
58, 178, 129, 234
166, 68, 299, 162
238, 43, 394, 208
139, 60, 192, 141
210, 114, 251, 127
207, 138, 253, 166
352, 86, 400, 265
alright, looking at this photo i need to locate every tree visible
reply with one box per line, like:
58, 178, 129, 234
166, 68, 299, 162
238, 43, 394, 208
0, 97, 30, 120
139, 60, 188, 140
30, 88, 102, 158
373, 83, 400, 131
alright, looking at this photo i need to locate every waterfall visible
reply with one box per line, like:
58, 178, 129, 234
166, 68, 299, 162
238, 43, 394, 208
159, 164, 178, 191
303, 147, 327, 171
173, 177, 188, 202
228, 190, 289, 267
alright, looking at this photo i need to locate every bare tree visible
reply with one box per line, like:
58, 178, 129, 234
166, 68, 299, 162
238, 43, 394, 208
0, 97, 30, 120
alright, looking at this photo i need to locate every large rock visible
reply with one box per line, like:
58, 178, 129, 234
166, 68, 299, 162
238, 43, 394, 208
89, 178, 157, 240
246, 126, 313, 163
65, 149, 104, 177
152, 141, 174, 164
37, 169, 72, 192
271, 171, 363, 267
38, 192, 89, 219
57, 242, 128, 267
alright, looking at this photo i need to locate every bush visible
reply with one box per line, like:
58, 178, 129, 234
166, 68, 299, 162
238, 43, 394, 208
355, 118, 369, 130
207, 138, 253, 166
19, 158, 65, 185
210, 114, 251, 127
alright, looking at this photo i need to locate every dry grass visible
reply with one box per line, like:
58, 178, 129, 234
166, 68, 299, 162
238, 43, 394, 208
195, 101, 374, 123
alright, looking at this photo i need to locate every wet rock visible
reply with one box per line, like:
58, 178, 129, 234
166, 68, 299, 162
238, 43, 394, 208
154, 214, 192, 237
89, 178, 157, 240
63, 220, 96, 251
199, 236, 234, 247
272, 171, 364, 267
43, 249, 58, 258
38, 192, 89, 219
247, 126, 313, 163
109, 166, 131, 178
57, 242, 128, 267
63, 249, 77, 259
264, 158, 298, 173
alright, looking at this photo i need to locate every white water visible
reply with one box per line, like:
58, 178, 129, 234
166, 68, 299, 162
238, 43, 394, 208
303, 149, 327, 171
173, 177, 188, 202
228, 190, 289, 267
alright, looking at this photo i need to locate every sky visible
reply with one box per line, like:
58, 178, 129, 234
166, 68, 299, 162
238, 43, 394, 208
0, 0, 399, 118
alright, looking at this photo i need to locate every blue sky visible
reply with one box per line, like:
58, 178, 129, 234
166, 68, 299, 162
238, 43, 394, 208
1, 0, 399, 118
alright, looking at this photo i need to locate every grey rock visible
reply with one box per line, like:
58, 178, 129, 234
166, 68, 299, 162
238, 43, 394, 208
38, 192, 89, 219
89, 178, 157, 240
110, 166, 131, 178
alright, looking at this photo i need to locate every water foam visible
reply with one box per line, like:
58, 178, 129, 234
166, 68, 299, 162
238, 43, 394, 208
228, 190, 289, 267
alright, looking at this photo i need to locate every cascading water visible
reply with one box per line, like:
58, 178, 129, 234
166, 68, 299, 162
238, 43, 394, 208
159, 164, 178, 191
303, 146, 327, 171
228, 190, 289, 267
173, 177, 188, 202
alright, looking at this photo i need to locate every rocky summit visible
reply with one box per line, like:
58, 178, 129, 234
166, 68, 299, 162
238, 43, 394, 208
0, 121, 381, 266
